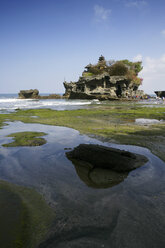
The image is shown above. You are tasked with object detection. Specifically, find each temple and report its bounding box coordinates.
[64,56,144,100]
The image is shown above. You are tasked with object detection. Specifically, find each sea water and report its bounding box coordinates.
[1,93,165,113]
[0,93,99,112]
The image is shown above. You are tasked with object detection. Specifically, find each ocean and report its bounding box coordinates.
[0,93,99,112]
[1,93,164,113]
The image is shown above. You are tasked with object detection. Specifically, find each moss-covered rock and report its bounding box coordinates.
[3,131,47,147]
[0,103,165,161]
[0,181,54,248]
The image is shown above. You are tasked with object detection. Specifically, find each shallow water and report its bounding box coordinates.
[0,122,165,248]
[138,98,165,107]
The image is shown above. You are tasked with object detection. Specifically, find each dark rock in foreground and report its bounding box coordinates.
[67,144,148,173]
[66,144,148,188]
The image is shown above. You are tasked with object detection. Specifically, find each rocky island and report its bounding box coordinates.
[64,55,144,100]
[18,89,62,99]
[18,56,145,101]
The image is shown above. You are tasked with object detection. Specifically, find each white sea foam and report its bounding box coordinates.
[0,97,97,112]
[135,118,164,124]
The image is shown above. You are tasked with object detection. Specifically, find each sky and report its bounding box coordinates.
[0,0,165,94]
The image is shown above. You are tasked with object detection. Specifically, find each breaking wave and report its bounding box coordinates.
[0,96,98,112]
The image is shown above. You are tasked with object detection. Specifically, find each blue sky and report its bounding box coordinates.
[0,0,165,94]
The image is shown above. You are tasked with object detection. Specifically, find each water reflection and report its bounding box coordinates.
[0,122,165,248]
[69,158,128,188]
[66,143,148,189]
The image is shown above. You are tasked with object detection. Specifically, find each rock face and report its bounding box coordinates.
[39,94,62,99]
[18,89,39,99]
[155,91,165,98]
[64,74,144,100]
[63,56,144,100]
[66,144,148,188]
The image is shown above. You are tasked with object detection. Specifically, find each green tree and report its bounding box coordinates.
[108,62,128,76]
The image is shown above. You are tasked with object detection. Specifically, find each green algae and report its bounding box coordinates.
[0,102,165,160]
[0,180,55,248]
[3,131,47,147]
[0,102,165,247]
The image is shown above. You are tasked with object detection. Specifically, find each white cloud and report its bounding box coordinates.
[125,0,147,8]
[94,5,111,22]
[133,54,143,61]
[139,54,165,93]
[161,30,165,36]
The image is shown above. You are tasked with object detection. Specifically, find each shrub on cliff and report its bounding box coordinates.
[126,70,142,85]
[87,64,106,75]
[89,66,103,75]
[120,60,143,75]
[82,56,143,82]
[108,62,128,76]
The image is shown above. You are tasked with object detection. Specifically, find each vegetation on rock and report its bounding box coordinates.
[120,59,143,74]
[83,55,143,85]
[108,61,128,76]
[0,103,165,161]
[0,180,54,248]
[3,131,47,147]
